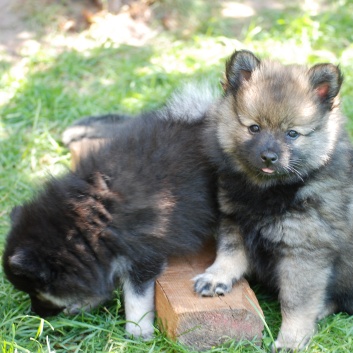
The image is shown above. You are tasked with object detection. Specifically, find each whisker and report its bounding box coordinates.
[285,163,304,182]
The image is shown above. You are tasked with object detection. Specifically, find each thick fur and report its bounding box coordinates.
[3,87,218,339]
[61,82,217,146]
[194,50,353,351]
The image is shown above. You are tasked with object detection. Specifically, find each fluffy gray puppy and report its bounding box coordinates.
[194,50,353,351]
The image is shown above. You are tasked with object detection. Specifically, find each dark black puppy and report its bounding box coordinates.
[3,86,218,339]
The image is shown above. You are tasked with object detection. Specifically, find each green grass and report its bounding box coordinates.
[1,0,353,352]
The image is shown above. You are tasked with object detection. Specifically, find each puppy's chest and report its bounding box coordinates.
[219,176,309,244]
[220,174,303,213]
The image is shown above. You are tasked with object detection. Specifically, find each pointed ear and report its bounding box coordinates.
[224,50,260,91]
[7,249,51,284]
[308,63,343,108]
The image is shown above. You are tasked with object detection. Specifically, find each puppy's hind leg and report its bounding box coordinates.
[62,114,131,146]
[194,218,249,296]
[123,278,155,340]
[274,255,333,352]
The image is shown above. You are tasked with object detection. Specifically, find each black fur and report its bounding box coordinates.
[3,109,218,337]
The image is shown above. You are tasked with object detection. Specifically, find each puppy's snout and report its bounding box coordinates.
[261,151,278,165]
[30,295,64,317]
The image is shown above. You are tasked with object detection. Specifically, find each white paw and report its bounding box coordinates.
[272,340,294,352]
[193,272,234,296]
[123,279,155,341]
[125,321,154,341]
[273,329,311,352]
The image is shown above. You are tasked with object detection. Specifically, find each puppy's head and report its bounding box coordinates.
[215,50,343,187]
[3,173,116,317]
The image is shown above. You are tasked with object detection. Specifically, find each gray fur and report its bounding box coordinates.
[159,81,219,122]
[194,50,352,351]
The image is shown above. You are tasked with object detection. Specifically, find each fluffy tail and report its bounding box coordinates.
[160,81,219,123]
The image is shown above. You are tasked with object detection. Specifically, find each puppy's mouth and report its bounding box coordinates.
[259,166,288,178]
[261,167,276,174]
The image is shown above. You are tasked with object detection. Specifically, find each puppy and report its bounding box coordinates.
[3,86,218,340]
[194,50,353,351]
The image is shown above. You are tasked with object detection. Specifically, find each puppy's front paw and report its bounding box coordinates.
[125,322,154,341]
[193,272,233,297]
[193,249,247,297]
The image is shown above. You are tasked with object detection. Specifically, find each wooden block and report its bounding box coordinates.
[155,240,264,351]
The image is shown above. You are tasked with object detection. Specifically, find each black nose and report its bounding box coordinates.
[261,151,278,165]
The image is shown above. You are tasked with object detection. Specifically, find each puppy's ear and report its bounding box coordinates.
[7,249,51,284]
[224,50,260,91]
[89,172,117,200]
[93,172,110,192]
[308,63,343,108]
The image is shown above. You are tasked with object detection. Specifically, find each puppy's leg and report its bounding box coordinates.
[123,278,155,340]
[194,217,249,296]
[274,254,332,351]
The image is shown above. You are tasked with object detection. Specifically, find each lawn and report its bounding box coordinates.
[1,0,353,352]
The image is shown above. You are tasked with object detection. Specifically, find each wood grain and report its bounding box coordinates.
[155,240,264,350]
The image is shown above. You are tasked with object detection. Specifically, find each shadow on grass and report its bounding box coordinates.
[0,42,225,234]
[153,0,353,57]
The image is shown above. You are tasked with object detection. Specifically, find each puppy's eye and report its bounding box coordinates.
[249,125,260,134]
[286,130,300,139]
